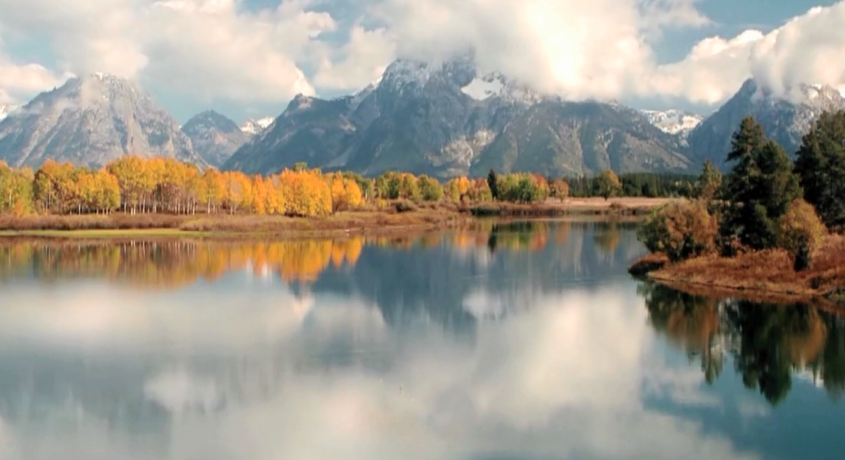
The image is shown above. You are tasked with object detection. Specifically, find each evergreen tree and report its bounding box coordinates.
[795,110,845,228]
[722,117,802,250]
[487,169,499,200]
[696,160,722,201]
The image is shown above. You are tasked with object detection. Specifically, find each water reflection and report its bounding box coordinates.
[0,221,843,459]
[643,282,845,404]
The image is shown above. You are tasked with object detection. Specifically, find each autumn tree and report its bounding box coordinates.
[329,173,364,212]
[0,162,34,216]
[638,201,719,262]
[200,168,225,214]
[595,170,622,200]
[418,175,444,202]
[777,199,826,271]
[550,179,569,200]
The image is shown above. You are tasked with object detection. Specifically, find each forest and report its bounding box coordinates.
[0,155,696,219]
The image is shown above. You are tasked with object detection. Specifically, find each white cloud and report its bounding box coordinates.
[651,1,845,105]
[143,0,329,101]
[748,3,845,99]
[314,25,395,91]
[373,0,662,101]
[652,30,764,105]
[3,0,845,111]
[0,0,333,104]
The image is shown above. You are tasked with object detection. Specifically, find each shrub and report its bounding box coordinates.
[777,199,827,271]
[637,200,718,262]
[394,200,417,213]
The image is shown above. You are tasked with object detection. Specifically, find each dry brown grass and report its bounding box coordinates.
[629,253,670,278]
[648,234,845,302]
[0,209,469,239]
[0,214,189,231]
[471,197,673,217]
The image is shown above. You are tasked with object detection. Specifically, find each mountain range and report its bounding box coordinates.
[224,59,691,178]
[1,59,843,176]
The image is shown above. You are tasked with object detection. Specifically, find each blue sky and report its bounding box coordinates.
[0,0,842,123]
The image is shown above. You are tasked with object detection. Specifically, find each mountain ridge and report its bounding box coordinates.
[181,110,250,167]
[224,58,691,178]
[0,73,203,169]
[687,79,845,167]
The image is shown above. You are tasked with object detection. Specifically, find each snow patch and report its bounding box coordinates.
[461,75,505,101]
[641,109,704,135]
[241,116,275,135]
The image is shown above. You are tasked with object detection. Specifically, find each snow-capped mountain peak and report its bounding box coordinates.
[240,117,274,135]
[641,109,704,136]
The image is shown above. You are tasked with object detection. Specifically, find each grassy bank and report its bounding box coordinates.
[0,197,669,239]
[0,207,468,240]
[635,234,845,306]
[470,197,673,217]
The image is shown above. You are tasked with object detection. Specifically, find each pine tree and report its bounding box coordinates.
[721,117,802,250]
[795,110,845,228]
[487,169,499,200]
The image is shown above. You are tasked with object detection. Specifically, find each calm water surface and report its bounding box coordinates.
[0,220,843,460]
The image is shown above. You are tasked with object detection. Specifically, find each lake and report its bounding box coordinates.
[0,220,843,460]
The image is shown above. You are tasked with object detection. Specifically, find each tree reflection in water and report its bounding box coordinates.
[642,282,845,405]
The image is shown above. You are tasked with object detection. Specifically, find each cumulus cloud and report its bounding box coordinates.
[0,0,333,104]
[144,0,329,101]
[313,25,395,91]
[373,0,660,101]
[747,3,845,99]
[652,30,764,104]
[368,0,845,106]
[4,0,845,110]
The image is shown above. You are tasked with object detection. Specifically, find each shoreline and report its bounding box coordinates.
[0,198,671,240]
[630,234,845,308]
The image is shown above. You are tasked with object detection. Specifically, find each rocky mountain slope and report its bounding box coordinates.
[225,58,690,178]
[687,79,845,168]
[182,110,250,167]
[0,74,202,169]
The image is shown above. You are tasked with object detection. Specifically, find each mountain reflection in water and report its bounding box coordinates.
[0,220,842,460]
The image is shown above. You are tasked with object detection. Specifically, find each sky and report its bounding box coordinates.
[0,0,842,123]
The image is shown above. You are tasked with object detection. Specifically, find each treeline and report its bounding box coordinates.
[640,111,845,271]
[0,155,696,218]
[0,158,581,217]
[566,172,696,198]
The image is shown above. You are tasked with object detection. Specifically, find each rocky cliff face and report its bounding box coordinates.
[0,73,202,168]
[225,58,691,178]
[687,79,845,168]
[182,110,250,167]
